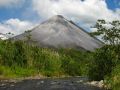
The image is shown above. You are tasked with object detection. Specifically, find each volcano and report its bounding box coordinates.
[12,15,103,51]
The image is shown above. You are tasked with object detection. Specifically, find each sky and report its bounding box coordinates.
[0,0,120,35]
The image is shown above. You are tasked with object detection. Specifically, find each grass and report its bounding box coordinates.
[0,40,91,78]
[0,65,37,78]
[105,64,120,90]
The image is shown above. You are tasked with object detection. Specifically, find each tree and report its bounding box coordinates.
[90,20,120,45]
[6,32,14,38]
[88,20,120,81]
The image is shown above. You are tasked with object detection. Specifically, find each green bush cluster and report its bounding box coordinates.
[0,40,91,78]
[88,45,120,90]
[105,64,120,90]
[89,19,120,89]
[89,45,116,80]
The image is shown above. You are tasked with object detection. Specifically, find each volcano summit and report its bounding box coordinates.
[12,15,103,51]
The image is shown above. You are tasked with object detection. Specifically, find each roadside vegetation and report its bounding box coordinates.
[0,40,92,78]
[0,20,119,90]
[89,20,120,90]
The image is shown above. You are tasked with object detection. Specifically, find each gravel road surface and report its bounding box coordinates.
[0,77,104,90]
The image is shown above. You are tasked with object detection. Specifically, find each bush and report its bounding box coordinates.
[61,55,81,76]
[11,66,36,77]
[34,48,62,76]
[60,49,91,76]
[0,41,28,67]
[105,64,120,90]
[88,45,118,81]
[0,40,91,78]
[0,65,15,78]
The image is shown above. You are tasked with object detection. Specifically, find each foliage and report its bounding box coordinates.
[59,49,92,76]
[89,19,120,90]
[105,64,120,90]
[88,45,119,81]
[90,20,120,45]
[0,40,91,78]
[88,45,120,90]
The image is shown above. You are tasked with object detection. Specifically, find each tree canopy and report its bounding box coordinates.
[90,20,120,45]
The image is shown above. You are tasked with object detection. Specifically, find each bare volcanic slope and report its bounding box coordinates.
[12,15,103,51]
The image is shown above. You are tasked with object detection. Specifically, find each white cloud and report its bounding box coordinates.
[0,0,120,35]
[32,0,120,30]
[0,18,35,36]
[0,0,25,7]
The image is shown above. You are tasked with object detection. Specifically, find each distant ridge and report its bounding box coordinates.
[69,20,104,45]
[12,15,103,51]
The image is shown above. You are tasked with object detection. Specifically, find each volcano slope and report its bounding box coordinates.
[12,15,103,51]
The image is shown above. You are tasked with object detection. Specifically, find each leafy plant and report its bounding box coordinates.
[90,20,120,45]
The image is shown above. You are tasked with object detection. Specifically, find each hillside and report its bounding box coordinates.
[12,15,103,51]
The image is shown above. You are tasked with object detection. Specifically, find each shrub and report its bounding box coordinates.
[105,64,120,90]
[88,45,117,81]
[13,41,27,67]
[60,49,91,76]
[0,65,15,78]
[34,48,62,76]
[61,55,81,76]
[0,40,91,78]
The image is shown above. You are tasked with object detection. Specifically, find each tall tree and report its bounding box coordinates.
[90,20,120,45]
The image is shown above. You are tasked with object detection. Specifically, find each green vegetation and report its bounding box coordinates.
[0,40,91,78]
[90,20,120,45]
[88,45,118,81]
[88,45,120,90]
[105,64,120,90]
[0,20,119,90]
[89,20,120,90]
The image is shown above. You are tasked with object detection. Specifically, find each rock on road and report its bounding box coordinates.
[0,77,104,90]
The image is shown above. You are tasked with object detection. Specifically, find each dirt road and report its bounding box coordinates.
[0,77,104,90]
